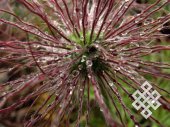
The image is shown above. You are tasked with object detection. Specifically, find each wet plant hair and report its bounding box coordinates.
[0,0,170,127]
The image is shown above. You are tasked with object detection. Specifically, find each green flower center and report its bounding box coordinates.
[69,31,103,47]
[68,31,106,76]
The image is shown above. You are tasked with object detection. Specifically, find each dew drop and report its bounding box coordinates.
[100,108,103,112]
[59,73,64,78]
[88,74,91,79]
[86,60,93,67]
[81,55,87,62]
[72,70,79,77]
[69,91,73,95]
[78,65,83,70]
[114,66,120,71]
[121,32,127,36]
[124,5,128,9]
[109,82,114,87]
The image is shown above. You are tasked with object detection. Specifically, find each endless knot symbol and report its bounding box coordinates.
[132,81,161,119]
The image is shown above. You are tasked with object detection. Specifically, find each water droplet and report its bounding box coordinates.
[139,32,145,36]
[121,32,127,36]
[72,70,79,77]
[69,91,73,95]
[100,108,103,112]
[94,44,99,48]
[78,65,83,70]
[45,31,48,34]
[81,55,87,62]
[135,18,141,23]
[109,82,114,87]
[86,60,93,67]
[124,5,128,9]
[114,66,120,71]
[88,74,91,79]
[59,73,64,78]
